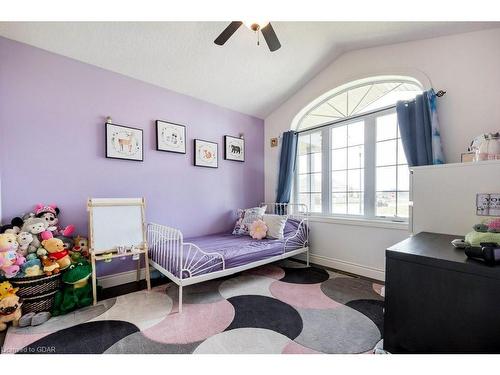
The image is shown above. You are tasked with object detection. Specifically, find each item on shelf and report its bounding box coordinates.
[465,242,500,266]
[0,292,22,331]
[465,218,500,247]
[52,260,93,316]
[0,281,19,300]
[0,232,26,278]
[469,133,500,161]
[41,233,71,270]
[34,204,75,238]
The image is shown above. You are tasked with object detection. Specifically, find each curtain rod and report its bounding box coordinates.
[296,89,446,134]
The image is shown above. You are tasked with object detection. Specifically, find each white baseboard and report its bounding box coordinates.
[98,268,148,289]
[295,253,385,281]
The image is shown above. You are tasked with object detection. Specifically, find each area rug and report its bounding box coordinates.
[2,261,384,354]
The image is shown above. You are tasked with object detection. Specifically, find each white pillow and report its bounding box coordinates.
[263,214,287,239]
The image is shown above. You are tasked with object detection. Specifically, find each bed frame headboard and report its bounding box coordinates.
[260,203,309,218]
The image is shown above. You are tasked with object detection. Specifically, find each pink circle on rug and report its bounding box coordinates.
[270,281,342,309]
[243,264,285,280]
[282,341,322,354]
[142,299,235,344]
[2,332,49,354]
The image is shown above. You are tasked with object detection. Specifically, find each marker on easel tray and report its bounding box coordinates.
[103,253,113,263]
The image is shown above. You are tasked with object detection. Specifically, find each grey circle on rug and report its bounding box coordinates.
[105,332,201,354]
[295,305,381,353]
[320,277,383,304]
[166,280,224,304]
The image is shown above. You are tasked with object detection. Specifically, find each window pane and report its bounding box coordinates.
[348,169,364,192]
[298,135,310,155]
[332,170,347,192]
[376,139,397,166]
[298,174,309,192]
[348,192,364,215]
[311,152,322,173]
[397,165,410,191]
[348,121,364,146]
[331,125,347,149]
[311,173,322,192]
[332,148,347,171]
[397,139,407,164]
[376,191,397,217]
[377,113,398,141]
[397,192,410,218]
[332,193,347,214]
[310,132,322,153]
[298,193,309,210]
[348,145,364,169]
[376,166,397,191]
[298,154,308,174]
[310,193,322,213]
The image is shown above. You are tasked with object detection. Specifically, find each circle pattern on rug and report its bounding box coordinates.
[321,276,384,304]
[194,328,291,354]
[219,275,274,299]
[226,295,303,340]
[280,266,330,284]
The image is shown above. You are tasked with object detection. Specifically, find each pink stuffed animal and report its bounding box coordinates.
[0,233,26,278]
[249,220,268,240]
[34,204,75,239]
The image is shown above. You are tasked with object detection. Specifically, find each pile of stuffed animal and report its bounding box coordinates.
[0,204,93,330]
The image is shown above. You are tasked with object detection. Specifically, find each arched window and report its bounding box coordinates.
[294,76,423,220]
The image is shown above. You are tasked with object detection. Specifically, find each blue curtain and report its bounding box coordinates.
[276,131,298,204]
[396,89,445,167]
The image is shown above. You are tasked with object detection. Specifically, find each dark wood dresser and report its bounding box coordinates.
[384,232,500,353]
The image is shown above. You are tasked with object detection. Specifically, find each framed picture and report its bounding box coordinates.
[194,139,218,168]
[156,120,186,154]
[224,135,245,162]
[105,122,143,161]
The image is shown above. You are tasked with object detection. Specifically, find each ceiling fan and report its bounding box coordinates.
[214,21,281,52]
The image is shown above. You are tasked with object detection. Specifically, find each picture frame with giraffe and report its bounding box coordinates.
[105,122,144,162]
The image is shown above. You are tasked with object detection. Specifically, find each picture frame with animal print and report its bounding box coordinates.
[105,122,144,162]
[224,135,245,162]
[194,139,218,168]
[156,120,186,154]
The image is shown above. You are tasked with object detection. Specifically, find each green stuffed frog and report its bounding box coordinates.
[52,260,93,316]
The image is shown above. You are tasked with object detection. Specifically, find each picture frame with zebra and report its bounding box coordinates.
[224,135,245,162]
[105,122,144,162]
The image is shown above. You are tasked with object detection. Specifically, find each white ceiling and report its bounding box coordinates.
[0,22,497,118]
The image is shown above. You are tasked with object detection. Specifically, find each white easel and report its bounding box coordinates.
[88,197,151,305]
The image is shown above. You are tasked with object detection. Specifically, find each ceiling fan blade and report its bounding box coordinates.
[261,23,281,52]
[214,21,243,45]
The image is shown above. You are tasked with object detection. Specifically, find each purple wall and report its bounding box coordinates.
[0,37,264,276]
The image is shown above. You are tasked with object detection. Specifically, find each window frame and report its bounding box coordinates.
[294,104,409,223]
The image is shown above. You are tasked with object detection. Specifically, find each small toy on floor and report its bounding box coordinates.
[52,260,93,316]
[18,311,51,328]
[0,291,22,331]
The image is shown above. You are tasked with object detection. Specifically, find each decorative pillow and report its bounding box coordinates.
[249,220,268,240]
[263,214,287,240]
[232,206,267,235]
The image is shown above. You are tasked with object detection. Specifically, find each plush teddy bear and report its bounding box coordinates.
[0,233,26,278]
[34,204,75,238]
[41,233,71,270]
[16,231,35,257]
[21,217,48,250]
[0,294,23,331]
[41,256,60,276]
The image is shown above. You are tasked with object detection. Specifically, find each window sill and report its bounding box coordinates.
[306,215,409,230]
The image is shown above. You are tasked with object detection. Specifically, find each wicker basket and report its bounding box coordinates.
[10,273,62,314]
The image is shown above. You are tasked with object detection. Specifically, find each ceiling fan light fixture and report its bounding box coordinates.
[243,21,270,32]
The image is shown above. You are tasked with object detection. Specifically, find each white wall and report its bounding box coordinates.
[265,28,500,280]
